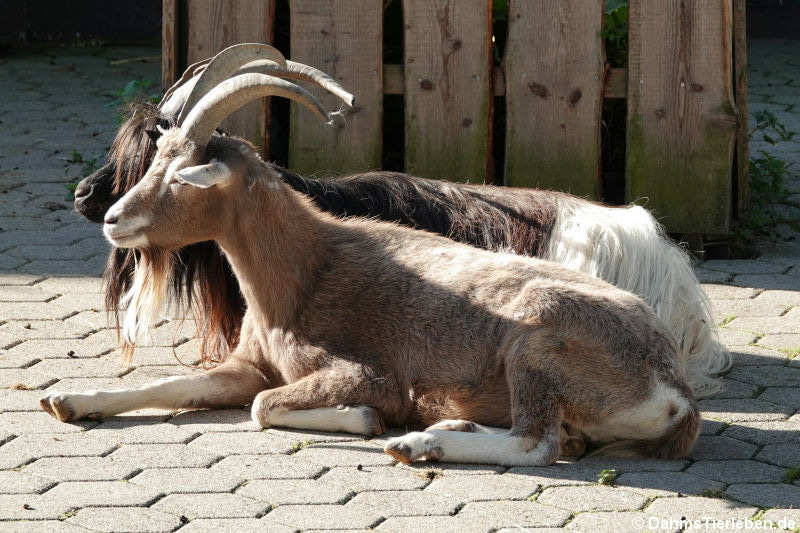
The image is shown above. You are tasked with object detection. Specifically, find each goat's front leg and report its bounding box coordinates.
[251,364,397,436]
[40,358,268,422]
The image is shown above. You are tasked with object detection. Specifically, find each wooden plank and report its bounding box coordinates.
[387,64,626,99]
[161,0,178,91]
[288,0,383,175]
[403,0,493,182]
[626,0,737,234]
[504,0,605,197]
[734,0,749,220]
[185,0,275,152]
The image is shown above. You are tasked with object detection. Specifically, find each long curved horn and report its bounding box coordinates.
[238,60,355,107]
[160,57,211,109]
[177,43,287,125]
[182,73,335,150]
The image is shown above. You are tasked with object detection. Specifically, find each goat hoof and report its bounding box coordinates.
[39,394,75,422]
[384,431,441,464]
[357,406,384,436]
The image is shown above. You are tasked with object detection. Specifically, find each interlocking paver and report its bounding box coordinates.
[423,473,539,501]
[567,512,666,533]
[67,506,183,533]
[91,419,198,444]
[210,454,326,480]
[0,470,56,494]
[728,344,790,366]
[186,430,295,455]
[129,467,244,494]
[346,490,460,516]
[614,471,723,497]
[293,441,397,467]
[457,500,571,528]
[237,478,352,505]
[722,419,800,445]
[23,456,140,482]
[643,496,758,522]
[756,441,800,468]
[698,398,794,422]
[177,518,295,533]
[152,492,269,519]
[377,515,498,533]
[537,485,647,512]
[758,386,800,410]
[727,365,800,387]
[726,483,800,508]
[266,503,383,529]
[690,435,757,460]
[107,443,221,469]
[40,480,161,507]
[318,466,429,492]
[0,411,96,434]
[0,520,87,533]
[687,459,789,483]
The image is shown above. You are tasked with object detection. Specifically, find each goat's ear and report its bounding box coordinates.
[145,129,160,142]
[175,160,232,188]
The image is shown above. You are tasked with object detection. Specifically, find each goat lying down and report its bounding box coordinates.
[42,73,700,465]
[73,44,728,399]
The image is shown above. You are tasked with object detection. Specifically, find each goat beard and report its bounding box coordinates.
[115,248,173,366]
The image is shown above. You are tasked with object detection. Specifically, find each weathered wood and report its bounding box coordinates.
[161,0,178,91]
[386,64,626,99]
[504,0,605,198]
[403,0,493,182]
[734,0,749,220]
[288,0,383,175]
[626,0,737,233]
[185,0,275,153]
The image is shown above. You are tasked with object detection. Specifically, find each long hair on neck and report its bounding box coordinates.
[104,104,245,366]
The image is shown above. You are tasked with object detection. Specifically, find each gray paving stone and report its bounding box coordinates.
[23,455,140,482]
[0,520,87,533]
[726,483,800,508]
[377,515,497,533]
[704,259,787,274]
[701,284,758,299]
[733,274,800,290]
[686,460,789,483]
[759,386,800,410]
[713,298,790,319]
[728,344,791,366]
[694,268,731,283]
[614,471,723,497]
[210,454,326,480]
[186,431,295,455]
[237,479,352,505]
[537,485,648,512]
[0,494,71,520]
[34,276,104,294]
[91,419,198,444]
[0,411,96,434]
[153,492,269,519]
[177,518,294,533]
[752,289,800,307]
[0,388,48,411]
[168,408,259,433]
[0,470,55,494]
[759,333,800,350]
[700,418,727,435]
[423,473,539,502]
[717,328,758,345]
[727,314,800,334]
[318,466,429,492]
[698,398,794,422]
[756,441,800,467]
[0,286,58,302]
[67,506,184,533]
[727,365,800,387]
[267,503,383,529]
[0,320,92,342]
[709,378,760,399]
[346,490,460,516]
[40,480,161,507]
[643,496,758,522]
[690,436,757,460]
[0,432,117,469]
[129,467,244,494]
[763,509,800,531]
[107,443,221,469]
[397,462,506,476]
[567,512,671,533]
[293,442,397,467]
[28,358,129,378]
[722,419,800,445]
[458,500,571,528]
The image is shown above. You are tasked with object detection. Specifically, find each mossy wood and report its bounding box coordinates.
[504,0,604,198]
[402,0,493,182]
[185,0,275,154]
[734,0,749,220]
[288,0,383,175]
[626,0,737,234]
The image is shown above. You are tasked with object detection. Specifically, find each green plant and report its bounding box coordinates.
[751,109,798,145]
[597,468,617,485]
[289,440,313,453]
[601,1,628,68]
[785,466,800,483]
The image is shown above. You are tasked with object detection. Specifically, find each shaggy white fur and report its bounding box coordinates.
[545,197,730,397]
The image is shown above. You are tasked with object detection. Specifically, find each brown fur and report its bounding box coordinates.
[94,132,699,461]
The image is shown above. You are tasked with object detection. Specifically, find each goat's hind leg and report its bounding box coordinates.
[40,359,268,422]
[250,364,397,436]
[385,352,561,466]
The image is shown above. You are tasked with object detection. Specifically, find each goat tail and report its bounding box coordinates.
[589,403,700,460]
[545,197,731,399]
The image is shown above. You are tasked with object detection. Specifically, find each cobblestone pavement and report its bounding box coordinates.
[0,41,799,532]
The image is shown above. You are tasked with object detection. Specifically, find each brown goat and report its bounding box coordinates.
[40,74,699,465]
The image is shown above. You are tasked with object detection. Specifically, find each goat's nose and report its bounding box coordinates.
[73,180,91,199]
[104,212,119,225]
